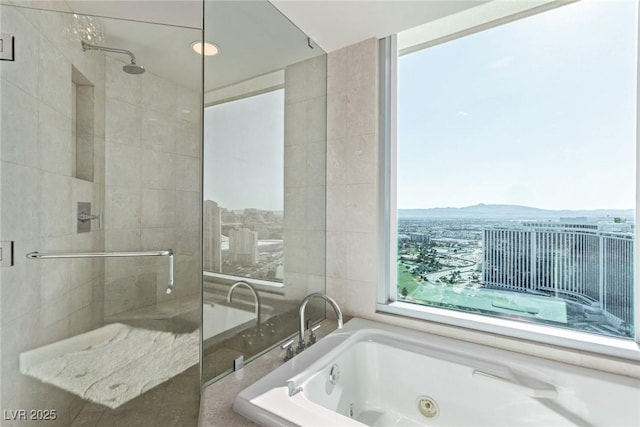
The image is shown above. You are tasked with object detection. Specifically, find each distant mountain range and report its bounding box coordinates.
[398,204,634,220]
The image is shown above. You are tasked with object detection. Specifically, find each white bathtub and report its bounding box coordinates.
[203,303,256,341]
[234,318,640,426]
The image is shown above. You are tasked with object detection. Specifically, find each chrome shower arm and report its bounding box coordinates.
[81,41,138,64]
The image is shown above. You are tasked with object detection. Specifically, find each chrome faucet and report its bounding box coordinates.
[297,293,343,353]
[227,281,261,327]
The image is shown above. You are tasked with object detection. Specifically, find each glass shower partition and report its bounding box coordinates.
[201,0,327,385]
[0,4,203,425]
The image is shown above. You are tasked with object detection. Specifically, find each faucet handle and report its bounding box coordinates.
[282,339,295,362]
[308,324,321,346]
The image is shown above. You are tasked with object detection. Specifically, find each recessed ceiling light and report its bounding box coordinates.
[191,41,219,56]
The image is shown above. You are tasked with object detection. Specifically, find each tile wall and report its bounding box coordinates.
[325,37,639,379]
[103,57,201,317]
[283,54,327,301]
[0,4,106,425]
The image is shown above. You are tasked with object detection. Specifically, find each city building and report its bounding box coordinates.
[203,200,222,272]
[229,227,259,266]
[483,220,634,326]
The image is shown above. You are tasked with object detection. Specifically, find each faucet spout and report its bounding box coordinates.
[227,281,261,326]
[298,293,343,350]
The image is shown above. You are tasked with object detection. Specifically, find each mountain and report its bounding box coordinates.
[398,204,634,220]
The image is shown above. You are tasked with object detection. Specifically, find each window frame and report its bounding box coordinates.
[376,2,640,360]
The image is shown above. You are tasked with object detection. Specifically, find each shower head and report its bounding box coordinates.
[81,41,145,75]
[123,63,145,75]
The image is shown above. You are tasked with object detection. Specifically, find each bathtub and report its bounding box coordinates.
[234,318,640,426]
[109,302,257,341]
[203,303,256,342]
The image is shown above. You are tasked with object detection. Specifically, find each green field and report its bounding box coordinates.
[397,263,420,297]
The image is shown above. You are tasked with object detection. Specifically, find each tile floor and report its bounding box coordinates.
[69,364,200,427]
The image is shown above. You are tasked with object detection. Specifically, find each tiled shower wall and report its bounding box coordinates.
[0,5,106,425]
[325,37,639,379]
[283,54,327,302]
[104,57,201,317]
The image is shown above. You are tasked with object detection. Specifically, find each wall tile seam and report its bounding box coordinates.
[1,75,39,105]
[35,26,97,74]
[0,155,41,171]
[284,183,321,190]
[283,141,311,150]
[141,105,179,119]
[104,138,143,150]
[139,144,179,156]
[37,87,74,122]
[285,97,310,107]
[105,94,141,109]
[3,3,41,31]
[307,136,328,145]
[305,94,328,103]
[2,300,43,326]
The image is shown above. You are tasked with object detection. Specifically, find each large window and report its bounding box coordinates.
[385,0,638,347]
[203,89,285,284]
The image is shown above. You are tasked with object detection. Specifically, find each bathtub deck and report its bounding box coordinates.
[198,318,341,427]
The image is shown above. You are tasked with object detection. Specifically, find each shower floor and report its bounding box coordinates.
[69,364,200,427]
[20,323,198,409]
[28,298,202,426]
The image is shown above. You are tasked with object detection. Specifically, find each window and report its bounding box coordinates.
[380,0,638,354]
[203,89,285,285]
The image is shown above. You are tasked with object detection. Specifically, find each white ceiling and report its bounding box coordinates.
[65,1,490,53]
[66,0,204,29]
[27,1,490,90]
[270,0,487,52]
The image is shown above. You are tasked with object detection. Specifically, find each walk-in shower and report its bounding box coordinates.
[81,40,145,74]
[1,4,202,425]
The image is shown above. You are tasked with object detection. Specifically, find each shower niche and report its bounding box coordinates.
[72,66,95,182]
[201,0,328,385]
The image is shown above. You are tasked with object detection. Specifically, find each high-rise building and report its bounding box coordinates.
[204,200,222,272]
[229,227,259,266]
[483,220,633,325]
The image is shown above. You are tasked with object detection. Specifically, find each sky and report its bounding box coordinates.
[203,89,284,211]
[397,0,638,211]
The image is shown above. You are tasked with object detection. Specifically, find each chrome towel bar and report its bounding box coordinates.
[26,249,174,294]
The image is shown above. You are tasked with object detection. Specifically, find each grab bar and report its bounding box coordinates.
[26,249,174,294]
